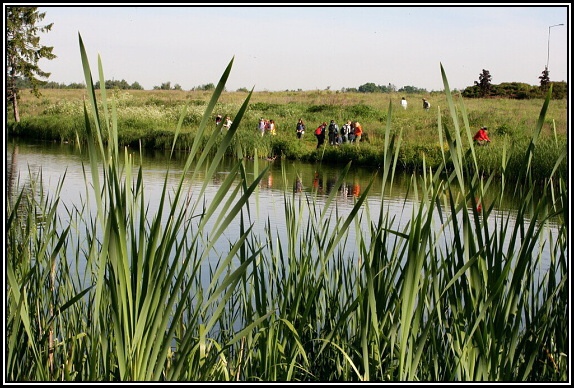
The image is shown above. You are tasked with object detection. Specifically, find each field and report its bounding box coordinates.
[7,86,568,183]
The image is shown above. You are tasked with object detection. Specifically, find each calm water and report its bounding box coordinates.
[5,139,559,277]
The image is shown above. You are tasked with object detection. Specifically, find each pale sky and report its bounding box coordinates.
[23,5,571,92]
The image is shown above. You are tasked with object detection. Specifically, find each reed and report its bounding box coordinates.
[6,35,567,382]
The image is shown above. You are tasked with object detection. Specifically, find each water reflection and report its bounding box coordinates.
[5,138,562,279]
[5,138,558,221]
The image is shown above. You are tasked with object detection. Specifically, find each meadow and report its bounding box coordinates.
[7,79,568,184]
[6,40,568,382]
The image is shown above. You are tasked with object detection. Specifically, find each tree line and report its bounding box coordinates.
[13,74,566,100]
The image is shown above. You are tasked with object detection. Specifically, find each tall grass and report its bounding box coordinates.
[6,35,567,382]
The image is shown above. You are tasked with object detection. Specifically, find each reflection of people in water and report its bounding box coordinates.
[326,176,336,194]
[267,173,273,188]
[312,172,323,193]
[352,182,361,197]
[294,177,303,193]
[341,182,349,198]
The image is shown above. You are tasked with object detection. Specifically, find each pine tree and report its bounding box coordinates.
[474,69,492,98]
[539,67,550,91]
[7,7,56,122]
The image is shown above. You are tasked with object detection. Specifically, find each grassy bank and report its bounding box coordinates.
[7,84,568,184]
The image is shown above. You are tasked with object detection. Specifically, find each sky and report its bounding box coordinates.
[11,4,572,92]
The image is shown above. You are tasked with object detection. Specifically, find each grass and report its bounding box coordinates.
[7,75,567,184]
[5,33,568,382]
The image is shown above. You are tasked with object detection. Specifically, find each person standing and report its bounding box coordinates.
[268,119,276,135]
[315,122,327,149]
[328,120,339,145]
[223,116,233,130]
[348,121,356,143]
[340,120,351,143]
[354,121,363,143]
[401,97,408,110]
[258,118,266,136]
[296,118,305,139]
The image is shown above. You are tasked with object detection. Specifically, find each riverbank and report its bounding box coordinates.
[7,88,568,183]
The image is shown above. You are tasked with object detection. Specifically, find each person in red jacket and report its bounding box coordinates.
[473,126,491,146]
[315,122,327,148]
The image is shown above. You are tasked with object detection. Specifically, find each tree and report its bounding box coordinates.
[474,69,492,97]
[7,7,56,122]
[358,83,378,93]
[539,67,550,91]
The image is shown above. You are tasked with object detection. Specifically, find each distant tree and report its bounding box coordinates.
[156,82,171,90]
[67,82,86,89]
[130,81,143,90]
[474,69,492,97]
[358,83,378,93]
[398,85,428,94]
[14,76,33,89]
[7,7,56,122]
[103,79,130,90]
[193,83,215,91]
[539,67,550,91]
[377,84,390,93]
[548,81,567,99]
[236,87,249,93]
[492,82,534,99]
[44,81,62,88]
[173,83,182,91]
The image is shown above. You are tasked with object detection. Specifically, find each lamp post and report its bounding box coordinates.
[546,23,564,70]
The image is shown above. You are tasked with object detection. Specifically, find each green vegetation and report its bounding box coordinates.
[7,84,567,185]
[6,34,567,382]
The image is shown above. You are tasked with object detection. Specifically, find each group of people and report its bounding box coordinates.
[310,119,363,148]
[219,113,490,148]
[398,97,430,111]
[215,114,233,130]
[258,118,277,136]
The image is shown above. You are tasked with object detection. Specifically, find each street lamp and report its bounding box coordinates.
[546,23,564,70]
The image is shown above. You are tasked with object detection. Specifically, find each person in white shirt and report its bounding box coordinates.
[401,97,408,110]
[223,116,233,130]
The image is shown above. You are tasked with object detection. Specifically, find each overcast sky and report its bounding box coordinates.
[26,4,571,92]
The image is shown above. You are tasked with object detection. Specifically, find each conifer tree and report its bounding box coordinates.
[474,69,492,97]
[7,7,56,122]
[539,67,550,91]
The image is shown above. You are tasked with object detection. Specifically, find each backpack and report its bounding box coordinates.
[315,126,323,135]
